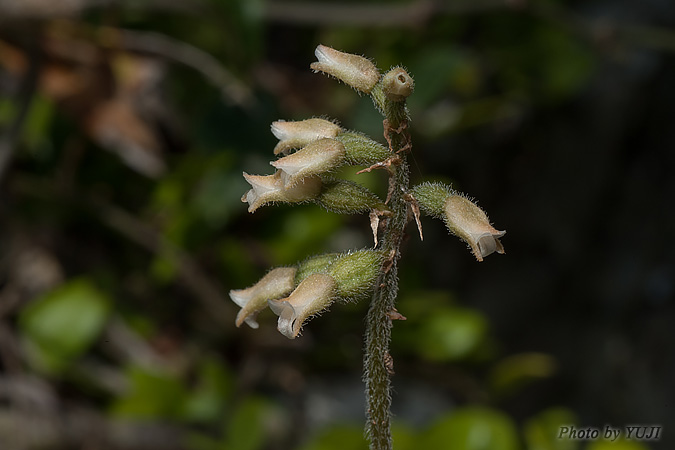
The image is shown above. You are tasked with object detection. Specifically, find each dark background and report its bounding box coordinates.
[0,0,673,449]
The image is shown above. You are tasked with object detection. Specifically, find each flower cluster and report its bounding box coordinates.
[233,45,505,339]
[230,250,383,338]
[241,117,390,215]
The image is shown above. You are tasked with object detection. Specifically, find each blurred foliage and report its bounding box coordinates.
[0,0,672,449]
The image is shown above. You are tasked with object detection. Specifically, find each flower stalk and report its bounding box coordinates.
[232,45,505,450]
[364,72,412,450]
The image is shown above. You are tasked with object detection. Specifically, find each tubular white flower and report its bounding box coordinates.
[271,138,346,187]
[241,171,322,212]
[271,118,341,155]
[268,273,337,339]
[310,45,380,94]
[443,195,505,262]
[230,267,297,328]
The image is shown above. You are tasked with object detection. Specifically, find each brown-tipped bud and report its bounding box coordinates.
[443,195,505,262]
[310,45,380,94]
[382,67,414,102]
[271,118,342,155]
[268,273,337,339]
[270,138,346,187]
[241,171,322,212]
[230,267,297,329]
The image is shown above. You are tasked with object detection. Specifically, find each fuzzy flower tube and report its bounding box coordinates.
[230,45,506,450]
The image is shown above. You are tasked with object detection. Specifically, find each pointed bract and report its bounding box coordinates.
[310,45,380,94]
[268,273,337,339]
[271,118,342,155]
[230,267,297,328]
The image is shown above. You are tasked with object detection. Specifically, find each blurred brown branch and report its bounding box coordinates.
[0,0,202,20]
[0,407,185,450]
[262,0,506,27]
[263,0,675,55]
[98,26,255,109]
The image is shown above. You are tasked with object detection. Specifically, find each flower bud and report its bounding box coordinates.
[413,182,505,261]
[271,118,342,155]
[334,132,391,165]
[443,195,505,262]
[268,273,337,339]
[230,267,297,328]
[310,45,380,94]
[317,180,387,214]
[242,171,322,212]
[382,67,414,102]
[271,138,346,187]
[326,249,383,299]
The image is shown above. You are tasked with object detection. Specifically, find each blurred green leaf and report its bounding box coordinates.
[391,423,417,450]
[224,397,273,450]
[524,408,579,450]
[268,207,344,265]
[586,440,651,450]
[420,407,520,450]
[111,366,188,419]
[192,167,244,228]
[490,353,557,397]
[183,358,234,423]
[20,279,110,373]
[299,424,368,450]
[417,307,488,361]
[150,252,179,284]
[24,94,55,157]
[408,46,480,110]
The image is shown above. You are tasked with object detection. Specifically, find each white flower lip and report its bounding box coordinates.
[314,45,335,66]
[268,273,336,339]
[271,121,291,141]
[229,267,297,329]
[443,195,505,262]
[241,171,322,212]
[476,231,506,259]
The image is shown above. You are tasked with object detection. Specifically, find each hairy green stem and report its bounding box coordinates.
[364,87,410,450]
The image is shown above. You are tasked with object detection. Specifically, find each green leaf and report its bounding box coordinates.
[417,307,488,361]
[299,424,368,450]
[111,366,188,420]
[391,423,417,450]
[524,408,579,450]
[183,359,234,423]
[192,167,243,228]
[224,397,273,450]
[20,279,110,373]
[421,407,520,450]
[490,353,557,397]
[585,440,652,450]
